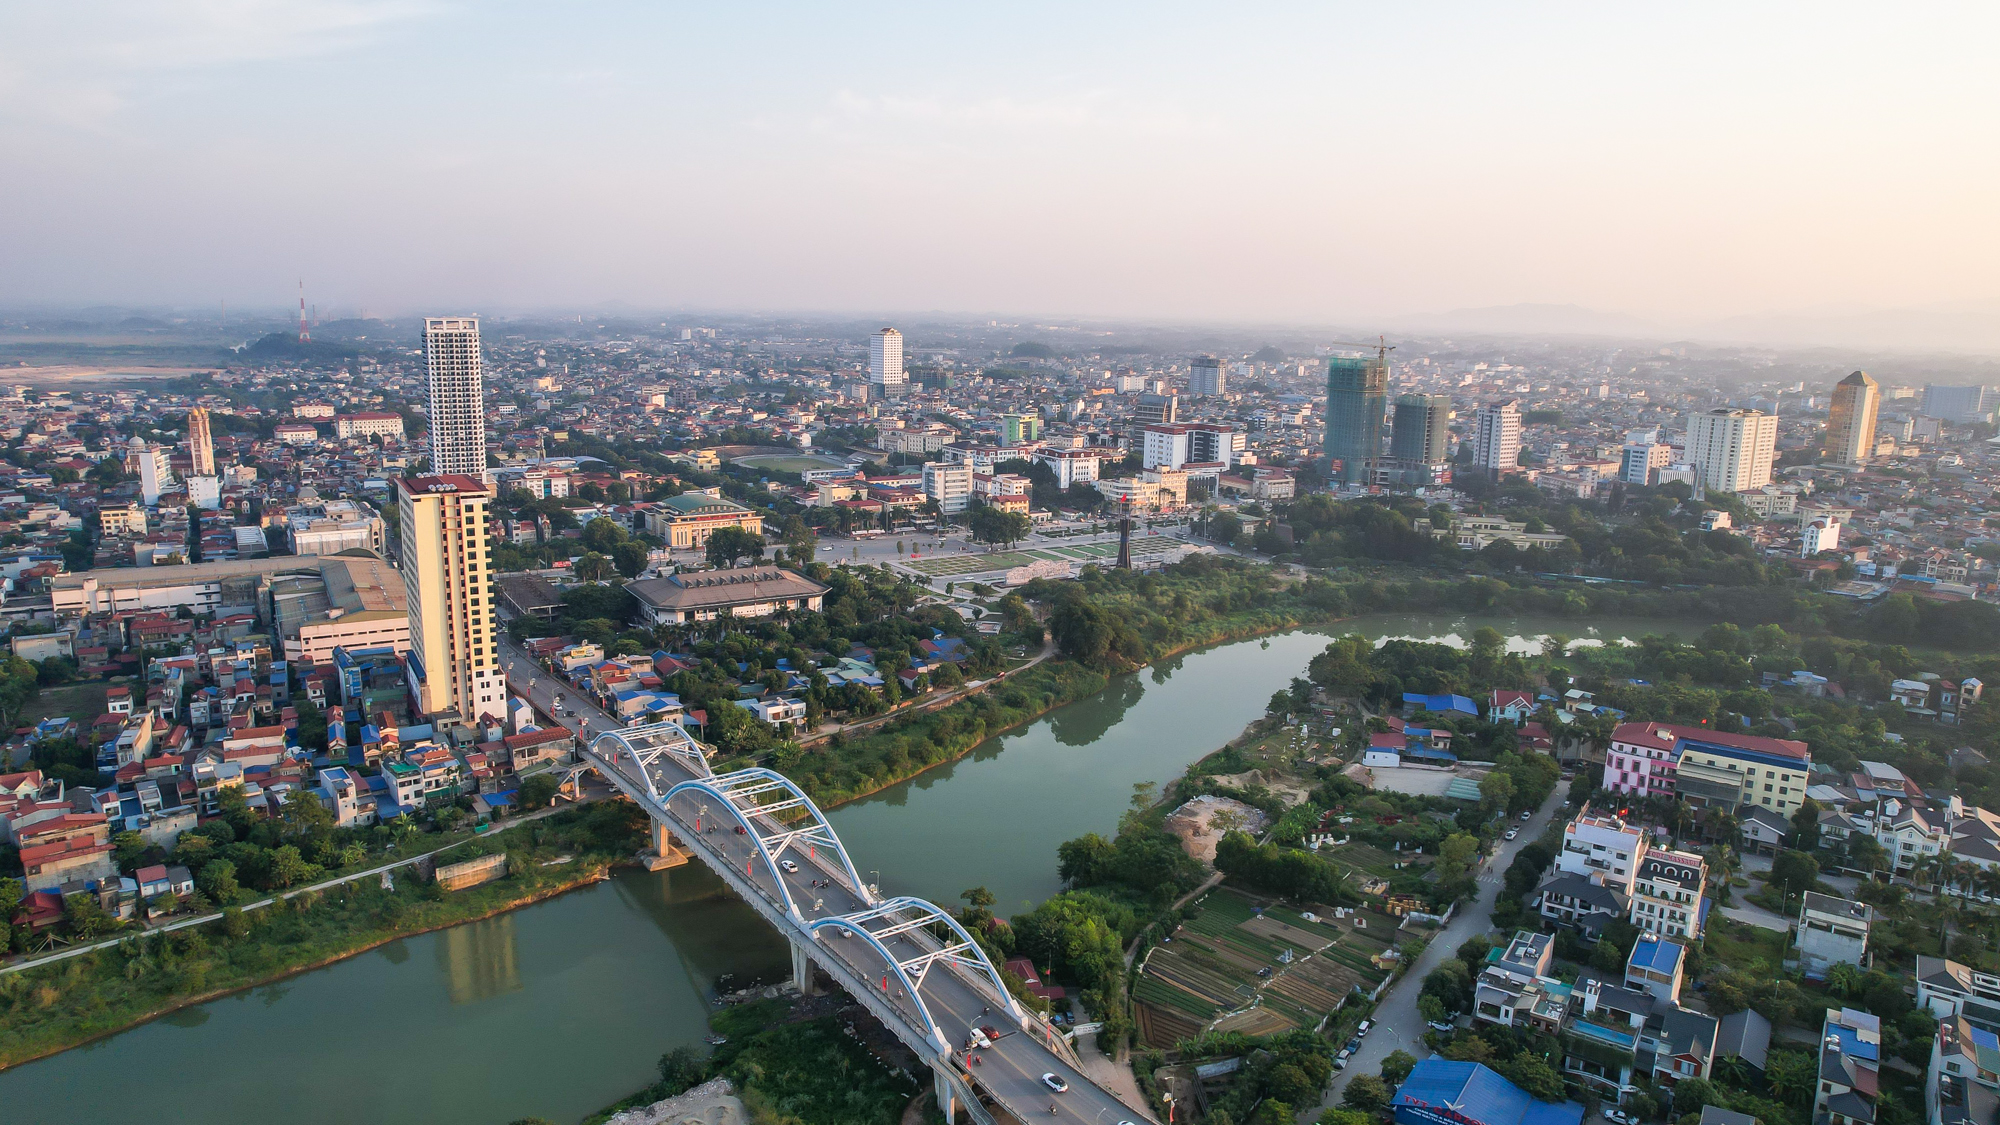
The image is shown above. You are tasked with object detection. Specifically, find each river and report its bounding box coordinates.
[0,613,1695,1125]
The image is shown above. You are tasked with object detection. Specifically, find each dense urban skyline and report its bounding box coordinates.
[3,4,1998,348]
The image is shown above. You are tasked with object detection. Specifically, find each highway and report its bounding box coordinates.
[501,635,1151,1125]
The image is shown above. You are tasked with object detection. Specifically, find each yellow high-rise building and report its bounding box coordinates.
[1824,370,1879,465]
[398,475,505,724]
[187,407,215,477]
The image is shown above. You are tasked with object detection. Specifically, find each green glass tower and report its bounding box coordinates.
[1324,355,1388,482]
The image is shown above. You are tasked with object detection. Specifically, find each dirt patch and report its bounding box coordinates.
[603,1078,747,1125]
[1207,768,1314,807]
[1163,795,1271,865]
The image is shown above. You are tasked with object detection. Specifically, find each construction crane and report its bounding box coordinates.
[1326,336,1395,361]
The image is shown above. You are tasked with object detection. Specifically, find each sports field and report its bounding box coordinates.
[902,536,1185,577]
[731,453,851,473]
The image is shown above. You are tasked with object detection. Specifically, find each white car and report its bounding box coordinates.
[779,859,799,874]
[1602,1111,1635,1125]
[1042,1073,1069,1093]
[1505,828,1519,841]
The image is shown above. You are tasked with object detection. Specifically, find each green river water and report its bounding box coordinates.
[0,614,1696,1125]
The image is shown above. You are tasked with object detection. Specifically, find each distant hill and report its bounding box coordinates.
[241,332,360,362]
[1386,303,1663,339]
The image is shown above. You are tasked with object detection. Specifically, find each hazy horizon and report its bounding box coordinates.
[5,3,1997,348]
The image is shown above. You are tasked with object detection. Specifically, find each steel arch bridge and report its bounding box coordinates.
[662,768,871,922]
[575,725,1139,1125]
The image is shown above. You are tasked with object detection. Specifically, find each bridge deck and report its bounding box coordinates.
[579,728,1149,1125]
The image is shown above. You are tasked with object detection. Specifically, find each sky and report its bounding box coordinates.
[3,2,1997,330]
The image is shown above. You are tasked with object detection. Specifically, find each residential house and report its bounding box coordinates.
[1795,891,1872,979]
[1917,956,2000,1022]
[1740,806,1792,855]
[1624,935,1686,1005]
[1812,1008,1880,1125]
[1872,799,1947,875]
[1563,977,1651,1099]
[1473,931,1569,1034]
[1647,1007,1719,1089]
[1928,1015,2000,1125]
[1716,1009,1773,1078]
[1491,690,1538,724]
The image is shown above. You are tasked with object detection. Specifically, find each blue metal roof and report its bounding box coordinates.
[1394,1059,1585,1125]
[1404,692,1479,716]
[1627,935,1683,976]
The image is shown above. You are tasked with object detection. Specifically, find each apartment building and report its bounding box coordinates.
[1671,731,1812,815]
[1605,722,1682,801]
[1685,407,1778,493]
[921,461,973,515]
[397,475,504,724]
[1631,848,1707,939]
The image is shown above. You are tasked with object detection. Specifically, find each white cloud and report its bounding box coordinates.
[0,0,435,128]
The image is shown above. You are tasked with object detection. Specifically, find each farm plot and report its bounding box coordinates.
[1135,888,1397,1046]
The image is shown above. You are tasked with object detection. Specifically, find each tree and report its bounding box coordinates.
[518,774,560,810]
[198,859,240,902]
[294,694,329,753]
[1478,770,1515,814]
[656,1045,708,1095]
[113,829,150,872]
[265,844,321,889]
[1768,849,1820,906]
[186,502,203,562]
[581,516,628,554]
[574,552,614,581]
[613,541,650,579]
[1343,1074,1390,1111]
[1380,1049,1418,1086]
[706,526,765,568]
[1671,1078,1718,1118]
[1419,993,1448,1025]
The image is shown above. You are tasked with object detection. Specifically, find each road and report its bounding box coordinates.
[1306,785,1567,1119]
[0,801,577,977]
[499,633,622,743]
[591,733,1153,1125]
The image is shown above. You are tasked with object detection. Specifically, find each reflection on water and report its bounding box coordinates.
[1047,676,1145,747]
[439,915,523,1005]
[0,615,1705,1125]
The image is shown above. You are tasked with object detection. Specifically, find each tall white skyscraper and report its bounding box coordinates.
[868,328,905,391]
[399,474,505,723]
[424,317,487,479]
[1472,400,1522,477]
[1685,407,1779,493]
[138,445,174,506]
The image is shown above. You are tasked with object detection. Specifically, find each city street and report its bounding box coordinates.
[1304,785,1567,1120]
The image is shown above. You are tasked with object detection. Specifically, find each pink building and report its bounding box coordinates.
[1605,722,1681,800]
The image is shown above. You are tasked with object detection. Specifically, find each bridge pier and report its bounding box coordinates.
[933,1062,959,1125]
[789,937,819,996]
[641,820,689,872]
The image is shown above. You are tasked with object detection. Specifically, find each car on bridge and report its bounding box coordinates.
[779,859,800,873]
[1042,1073,1069,1094]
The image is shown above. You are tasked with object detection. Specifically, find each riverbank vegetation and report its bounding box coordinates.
[0,802,648,1071]
[582,998,916,1125]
